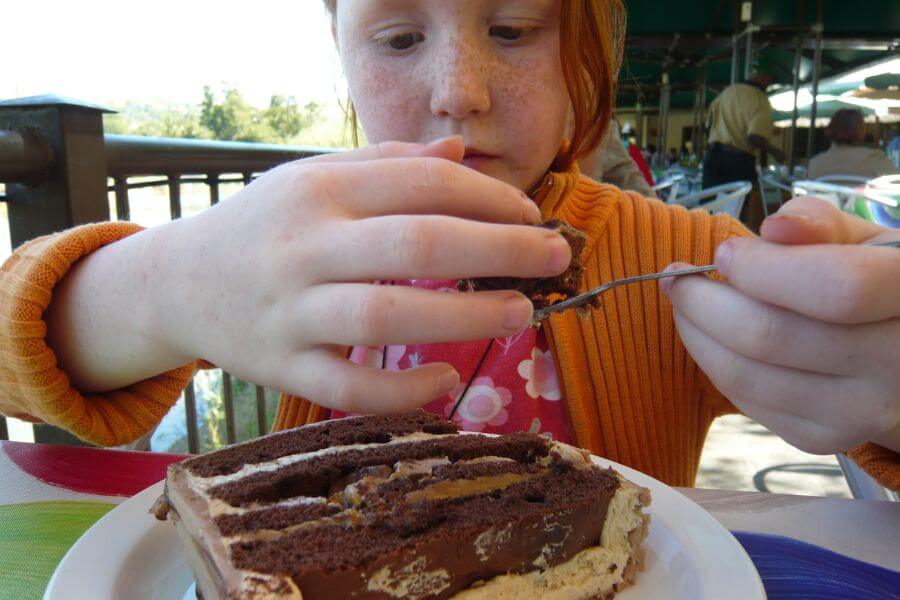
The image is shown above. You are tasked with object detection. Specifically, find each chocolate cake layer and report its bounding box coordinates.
[458,220,588,309]
[163,410,651,600]
[187,411,458,477]
[207,432,549,506]
[214,501,339,537]
[229,465,618,598]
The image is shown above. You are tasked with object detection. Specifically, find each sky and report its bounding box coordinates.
[2,0,345,108]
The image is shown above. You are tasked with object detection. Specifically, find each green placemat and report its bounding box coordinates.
[0,501,115,600]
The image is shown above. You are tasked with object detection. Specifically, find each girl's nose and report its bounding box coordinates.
[429,40,491,121]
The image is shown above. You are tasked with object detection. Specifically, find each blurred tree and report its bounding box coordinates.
[105,86,322,144]
[200,86,321,143]
[265,95,322,140]
[104,101,208,139]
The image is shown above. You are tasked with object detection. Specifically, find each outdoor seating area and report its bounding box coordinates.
[1,0,899,598]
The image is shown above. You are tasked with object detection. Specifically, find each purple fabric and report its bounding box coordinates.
[733,531,900,599]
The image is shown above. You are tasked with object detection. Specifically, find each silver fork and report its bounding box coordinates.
[531,239,900,322]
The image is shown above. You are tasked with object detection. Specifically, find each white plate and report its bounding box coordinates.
[45,456,765,599]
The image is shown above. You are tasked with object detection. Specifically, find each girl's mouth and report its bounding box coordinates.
[463,148,499,169]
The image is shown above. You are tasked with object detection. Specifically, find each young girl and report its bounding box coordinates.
[1,0,898,490]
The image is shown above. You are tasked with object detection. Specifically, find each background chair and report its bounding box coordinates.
[758,171,794,218]
[652,173,686,202]
[670,180,754,219]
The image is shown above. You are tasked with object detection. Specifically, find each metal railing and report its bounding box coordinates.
[0,95,338,451]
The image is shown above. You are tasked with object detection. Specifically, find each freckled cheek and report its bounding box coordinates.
[345,58,429,143]
[522,58,570,139]
[497,77,568,165]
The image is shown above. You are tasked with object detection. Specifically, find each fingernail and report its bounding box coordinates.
[715,240,733,273]
[522,196,541,224]
[504,295,533,330]
[546,232,572,272]
[766,212,815,223]
[436,369,460,396]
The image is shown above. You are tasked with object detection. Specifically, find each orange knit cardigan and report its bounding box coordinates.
[271,163,900,489]
[0,163,897,490]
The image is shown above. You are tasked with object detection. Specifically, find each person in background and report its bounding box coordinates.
[621,124,655,189]
[703,57,784,230]
[579,120,654,196]
[807,109,897,180]
[885,132,900,169]
[643,143,657,167]
[666,148,679,167]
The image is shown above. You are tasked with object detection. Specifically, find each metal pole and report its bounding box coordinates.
[806,23,824,160]
[699,71,709,157]
[184,384,200,454]
[113,176,130,221]
[635,103,644,148]
[744,27,755,80]
[0,129,54,182]
[223,372,236,445]
[657,71,671,168]
[787,33,805,174]
[731,34,740,84]
[691,68,700,155]
[256,386,268,436]
[692,64,709,158]
[642,113,649,149]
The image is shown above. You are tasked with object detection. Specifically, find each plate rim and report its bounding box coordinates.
[45,453,765,599]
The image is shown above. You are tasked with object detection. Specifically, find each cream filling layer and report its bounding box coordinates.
[452,483,645,600]
[191,432,459,491]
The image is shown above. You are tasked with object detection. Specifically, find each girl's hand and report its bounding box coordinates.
[663,197,900,454]
[144,136,569,413]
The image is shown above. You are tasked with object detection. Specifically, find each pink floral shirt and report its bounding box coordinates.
[331,280,574,442]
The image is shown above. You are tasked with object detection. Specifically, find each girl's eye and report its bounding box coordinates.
[490,26,526,41]
[386,32,424,50]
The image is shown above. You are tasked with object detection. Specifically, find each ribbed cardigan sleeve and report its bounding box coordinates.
[0,223,196,446]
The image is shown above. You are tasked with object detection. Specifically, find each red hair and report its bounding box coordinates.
[323,1,625,163]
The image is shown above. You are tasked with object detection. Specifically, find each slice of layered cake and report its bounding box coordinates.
[159,410,650,599]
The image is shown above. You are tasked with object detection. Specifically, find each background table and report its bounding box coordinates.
[1,440,897,599]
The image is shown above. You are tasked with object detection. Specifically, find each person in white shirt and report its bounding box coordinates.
[808,109,897,180]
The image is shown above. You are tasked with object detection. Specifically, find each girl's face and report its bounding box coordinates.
[335,0,570,193]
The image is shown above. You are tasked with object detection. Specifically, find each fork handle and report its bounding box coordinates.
[532,239,900,322]
[532,264,717,321]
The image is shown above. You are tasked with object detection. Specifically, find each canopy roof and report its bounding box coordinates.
[618,0,900,110]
